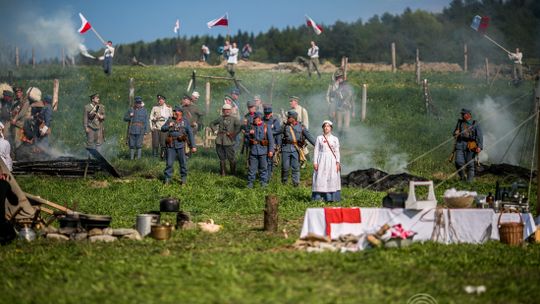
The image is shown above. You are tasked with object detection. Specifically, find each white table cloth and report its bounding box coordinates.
[300,208,536,244]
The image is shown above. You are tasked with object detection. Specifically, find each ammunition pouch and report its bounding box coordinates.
[177,135,188,142]
[249,139,269,146]
[166,135,174,147]
[467,140,478,152]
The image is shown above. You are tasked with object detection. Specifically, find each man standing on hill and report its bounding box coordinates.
[209,104,242,176]
[124,96,148,160]
[307,41,321,79]
[84,93,106,151]
[227,42,239,78]
[149,94,172,158]
[508,48,523,85]
[100,41,115,76]
[452,108,483,183]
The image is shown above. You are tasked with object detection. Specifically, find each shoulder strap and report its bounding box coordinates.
[322,134,338,161]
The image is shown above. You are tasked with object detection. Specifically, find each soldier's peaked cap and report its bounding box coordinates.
[43,95,52,103]
[460,108,471,115]
[287,110,298,118]
[263,104,273,113]
[289,95,300,101]
[157,94,166,100]
[231,88,240,95]
[3,90,13,97]
[173,105,183,112]
[253,112,263,119]
[182,94,192,100]
[224,95,233,101]
[247,100,256,107]
[134,96,143,103]
[89,93,99,99]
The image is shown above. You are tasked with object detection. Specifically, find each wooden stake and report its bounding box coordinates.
[263,195,279,232]
[15,47,19,68]
[361,84,367,122]
[344,56,348,80]
[391,42,396,73]
[269,74,276,104]
[464,43,468,72]
[485,57,489,85]
[415,48,421,84]
[205,80,211,114]
[52,79,59,111]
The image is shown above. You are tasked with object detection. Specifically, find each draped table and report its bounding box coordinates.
[300,207,536,244]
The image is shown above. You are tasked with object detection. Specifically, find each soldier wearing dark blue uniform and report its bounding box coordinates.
[280,111,315,187]
[161,106,196,185]
[452,108,483,183]
[241,100,257,154]
[36,95,53,150]
[262,105,281,179]
[246,112,274,188]
[124,96,149,159]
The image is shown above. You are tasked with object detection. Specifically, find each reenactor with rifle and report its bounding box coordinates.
[246,112,274,188]
[161,106,196,185]
[9,87,31,152]
[35,95,52,151]
[450,108,483,183]
[123,96,148,160]
[327,69,355,136]
[280,111,315,187]
[262,104,281,179]
[181,94,204,137]
[1,91,13,127]
[149,94,172,158]
[84,93,106,151]
[241,100,258,155]
[209,104,242,176]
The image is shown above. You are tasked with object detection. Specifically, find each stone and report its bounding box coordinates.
[72,232,88,241]
[42,226,58,234]
[46,233,69,241]
[88,228,103,237]
[58,227,77,235]
[113,228,139,236]
[102,228,113,235]
[301,233,330,242]
[89,235,117,243]
[181,221,197,230]
[122,232,142,241]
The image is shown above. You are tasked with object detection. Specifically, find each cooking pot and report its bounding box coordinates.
[136,214,154,237]
[382,192,407,208]
[176,211,190,229]
[160,198,180,212]
[59,214,80,228]
[150,224,172,240]
[18,227,36,241]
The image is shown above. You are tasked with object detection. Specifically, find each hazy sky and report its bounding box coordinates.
[1,0,451,57]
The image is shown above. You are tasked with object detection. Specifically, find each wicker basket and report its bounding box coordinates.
[498,209,524,246]
[443,196,474,208]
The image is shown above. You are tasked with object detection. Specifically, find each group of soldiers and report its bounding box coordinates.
[0,86,53,163]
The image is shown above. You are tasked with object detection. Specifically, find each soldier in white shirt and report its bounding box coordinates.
[101,40,115,76]
[149,94,173,158]
[307,41,321,79]
[508,48,523,83]
[227,42,239,78]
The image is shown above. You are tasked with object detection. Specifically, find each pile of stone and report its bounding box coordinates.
[292,233,360,253]
[41,226,142,242]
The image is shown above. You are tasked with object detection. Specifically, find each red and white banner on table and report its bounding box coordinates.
[324,208,362,238]
[306,15,323,35]
[207,13,229,29]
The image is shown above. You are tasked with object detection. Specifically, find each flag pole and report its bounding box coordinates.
[91,27,107,45]
[226,12,230,40]
[483,34,511,54]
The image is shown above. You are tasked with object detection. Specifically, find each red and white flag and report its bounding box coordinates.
[207,13,228,29]
[173,19,180,34]
[324,208,361,239]
[306,15,323,35]
[470,15,490,34]
[78,13,92,34]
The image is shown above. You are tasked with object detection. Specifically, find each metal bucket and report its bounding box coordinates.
[136,214,154,237]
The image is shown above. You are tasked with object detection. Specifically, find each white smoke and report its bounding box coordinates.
[17,10,83,59]
[474,96,530,165]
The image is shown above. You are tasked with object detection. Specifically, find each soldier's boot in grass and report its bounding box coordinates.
[230,161,236,175]
[220,161,227,176]
[160,148,166,160]
[152,148,158,158]
[137,149,142,159]
[130,149,135,160]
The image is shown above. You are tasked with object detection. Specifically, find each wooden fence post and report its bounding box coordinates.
[264,195,279,232]
[391,42,396,73]
[464,43,468,72]
[15,47,19,68]
[415,48,421,84]
[129,78,135,105]
[485,58,489,85]
[205,80,211,115]
[52,79,59,111]
[361,84,367,122]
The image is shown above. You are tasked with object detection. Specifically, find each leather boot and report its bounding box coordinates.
[220,161,226,176]
[230,161,236,175]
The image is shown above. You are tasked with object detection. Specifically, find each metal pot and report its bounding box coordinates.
[18,227,36,241]
[136,214,154,237]
[59,215,80,228]
[150,224,172,240]
[79,214,112,230]
[160,198,180,213]
[176,211,190,229]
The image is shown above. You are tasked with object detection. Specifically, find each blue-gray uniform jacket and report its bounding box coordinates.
[124,107,149,134]
[161,118,195,149]
[281,122,315,152]
[247,122,274,155]
[264,116,282,149]
[453,119,483,151]
[41,104,53,128]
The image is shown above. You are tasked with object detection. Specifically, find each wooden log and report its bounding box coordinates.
[464,43,468,72]
[485,58,489,84]
[535,79,540,215]
[344,56,348,80]
[52,79,59,111]
[25,192,71,213]
[198,75,241,81]
[391,42,396,73]
[263,195,279,232]
[205,80,211,115]
[361,84,367,122]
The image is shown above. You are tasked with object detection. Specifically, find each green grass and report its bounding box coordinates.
[0,66,538,303]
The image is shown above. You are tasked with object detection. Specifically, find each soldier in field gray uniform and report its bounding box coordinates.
[124,96,148,159]
[83,93,106,151]
[209,104,242,176]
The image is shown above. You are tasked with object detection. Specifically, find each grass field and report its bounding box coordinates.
[0,65,538,303]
